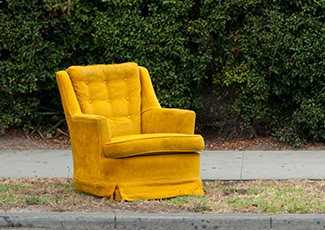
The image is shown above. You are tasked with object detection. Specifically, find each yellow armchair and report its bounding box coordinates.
[56,62,204,200]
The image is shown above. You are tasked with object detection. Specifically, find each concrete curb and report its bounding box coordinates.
[1,212,325,229]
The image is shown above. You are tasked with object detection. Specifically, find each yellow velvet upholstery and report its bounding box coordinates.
[56,62,204,200]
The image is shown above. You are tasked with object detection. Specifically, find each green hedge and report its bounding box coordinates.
[1,0,102,130]
[0,0,209,131]
[1,0,324,145]
[203,0,325,145]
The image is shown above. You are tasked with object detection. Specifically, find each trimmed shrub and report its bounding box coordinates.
[92,0,209,109]
[1,0,101,130]
[0,0,209,131]
[201,0,325,145]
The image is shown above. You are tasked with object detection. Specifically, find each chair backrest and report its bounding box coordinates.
[66,62,141,137]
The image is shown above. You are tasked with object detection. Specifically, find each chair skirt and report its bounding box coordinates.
[73,153,203,200]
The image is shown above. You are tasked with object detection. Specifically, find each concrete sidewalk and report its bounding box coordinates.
[0,150,324,180]
[201,150,325,180]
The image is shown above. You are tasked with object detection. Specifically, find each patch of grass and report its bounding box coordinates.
[0,179,325,214]
[168,195,211,213]
[0,178,85,210]
[0,193,15,204]
[131,198,149,205]
[205,180,325,214]
[0,182,24,204]
[23,195,51,205]
[0,183,23,192]
[0,184,10,193]
[63,182,75,193]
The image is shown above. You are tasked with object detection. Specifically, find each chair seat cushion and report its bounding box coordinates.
[104,133,204,159]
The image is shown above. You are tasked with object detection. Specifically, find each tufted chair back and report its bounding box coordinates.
[67,63,141,137]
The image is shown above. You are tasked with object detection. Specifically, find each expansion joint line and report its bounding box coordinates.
[240,151,245,180]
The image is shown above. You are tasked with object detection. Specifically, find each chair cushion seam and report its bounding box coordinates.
[107,149,200,159]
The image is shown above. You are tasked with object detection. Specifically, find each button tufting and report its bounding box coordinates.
[107,99,111,103]
[104,80,107,84]
[89,100,91,104]
[110,117,114,120]
[86,82,89,85]
[124,78,128,82]
[126,97,129,100]
[127,115,131,119]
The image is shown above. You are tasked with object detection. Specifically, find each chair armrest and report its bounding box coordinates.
[68,113,111,180]
[141,108,196,134]
[70,113,111,145]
